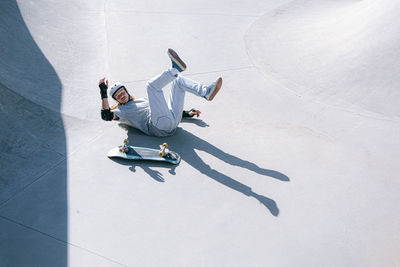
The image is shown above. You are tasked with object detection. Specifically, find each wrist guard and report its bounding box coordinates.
[101,109,114,121]
[99,82,108,99]
[182,108,197,118]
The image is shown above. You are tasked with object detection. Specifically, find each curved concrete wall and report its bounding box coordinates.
[1,0,399,266]
[246,0,400,118]
[0,1,68,266]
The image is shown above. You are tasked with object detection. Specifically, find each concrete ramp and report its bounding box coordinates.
[1,0,399,266]
[0,0,107,118]
[0,1,68,266]
[246,0,400,118]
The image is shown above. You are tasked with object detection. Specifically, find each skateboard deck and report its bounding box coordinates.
[107,140,181,165]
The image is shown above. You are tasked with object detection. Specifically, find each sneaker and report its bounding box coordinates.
[204,77,223,101]
[167,48,186,72]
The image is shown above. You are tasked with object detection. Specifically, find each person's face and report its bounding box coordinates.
[114,87,129,104]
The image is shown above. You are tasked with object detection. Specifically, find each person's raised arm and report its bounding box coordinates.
[98,77,118,121]
[99,77,110,109]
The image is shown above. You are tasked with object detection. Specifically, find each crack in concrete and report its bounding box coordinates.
[121,65,256,85]
[105,9,261,18]
[0,215,128,267]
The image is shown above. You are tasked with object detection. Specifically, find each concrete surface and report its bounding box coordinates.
[1,0,399,266]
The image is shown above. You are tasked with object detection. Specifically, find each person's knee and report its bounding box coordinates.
[174,76,187,88]
[153,116,174,132]
[147,79,165,92]
[146,81,155,91]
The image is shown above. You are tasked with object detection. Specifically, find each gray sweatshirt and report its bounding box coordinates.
[113,98,176,137]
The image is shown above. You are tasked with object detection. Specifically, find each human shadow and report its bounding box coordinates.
[118,122,290,217]
[180,117,210,128]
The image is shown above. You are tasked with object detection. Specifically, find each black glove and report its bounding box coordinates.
[101,109,114,121]
[99,82,108,99]
[182,108,197,118]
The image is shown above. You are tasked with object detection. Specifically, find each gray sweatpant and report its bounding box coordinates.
[146,69,205,132]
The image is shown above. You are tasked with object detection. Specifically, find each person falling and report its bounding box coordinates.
[98,48,222,137]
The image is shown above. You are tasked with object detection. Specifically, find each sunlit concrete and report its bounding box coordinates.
[1,0,399,266]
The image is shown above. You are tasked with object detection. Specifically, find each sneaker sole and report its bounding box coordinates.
[208,77,223,101]
[168,48,186,71]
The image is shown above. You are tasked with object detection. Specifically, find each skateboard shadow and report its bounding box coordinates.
[119,123,290,217]
[109,157,178,182]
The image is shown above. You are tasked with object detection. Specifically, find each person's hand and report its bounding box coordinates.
[182,108,201,119]
[99,77,109,87]
[99,77,108,99]
[188,109,201,118]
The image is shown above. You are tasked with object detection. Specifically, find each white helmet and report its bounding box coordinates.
[108,82,125,99]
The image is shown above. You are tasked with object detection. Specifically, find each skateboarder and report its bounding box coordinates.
[98,48,222,137]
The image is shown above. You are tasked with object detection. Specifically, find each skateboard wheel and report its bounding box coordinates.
[119,147,124,153]
[124,139,129,144]
[158,143,167,157]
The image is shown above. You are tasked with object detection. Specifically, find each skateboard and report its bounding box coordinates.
[107,139,181,165]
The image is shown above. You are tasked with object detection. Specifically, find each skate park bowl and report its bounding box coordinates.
[0,0,399,266]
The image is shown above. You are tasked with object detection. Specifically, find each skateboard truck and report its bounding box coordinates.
[119,139,169,158]
[118,139,130,153]
[158,143,168,157]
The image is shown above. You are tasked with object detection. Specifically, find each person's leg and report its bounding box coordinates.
[167,47,222,101]
[168,76,208,127]
[168,75,222,127]
[168,80,186,127]
[174,76,207,97]
[173,75,223,101]
[146,69,176,132]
